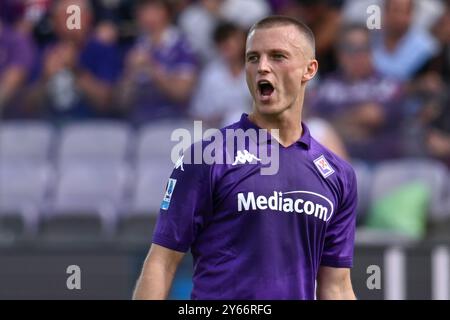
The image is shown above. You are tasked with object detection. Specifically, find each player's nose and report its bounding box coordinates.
[257,55,271,74]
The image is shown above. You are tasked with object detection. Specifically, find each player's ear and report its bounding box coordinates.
[302,59,318,82]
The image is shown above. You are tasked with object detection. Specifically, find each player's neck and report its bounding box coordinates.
[249,108,303,148]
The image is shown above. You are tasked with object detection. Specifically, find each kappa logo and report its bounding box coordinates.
[313,155,335,178]
[232,150,261,166]
[175,154,184,171]
[161,178,177,210]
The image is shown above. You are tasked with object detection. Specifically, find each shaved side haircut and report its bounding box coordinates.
[247,15,316,58]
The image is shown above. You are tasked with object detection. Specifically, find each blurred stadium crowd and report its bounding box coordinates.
[0,0,450,245]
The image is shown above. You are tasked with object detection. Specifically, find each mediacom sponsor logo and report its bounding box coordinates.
[237,191,334,222]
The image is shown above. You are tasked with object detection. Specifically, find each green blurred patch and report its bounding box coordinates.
[366,182,430,239]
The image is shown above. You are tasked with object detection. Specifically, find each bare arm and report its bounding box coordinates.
[133,243,185,300]
[118,48,196,110]
[118,69,195,107]
[0,66,27,110]
[76,71,113,111]
[319,122,350,161]
[316,266,356,300]
[150,69,196,103]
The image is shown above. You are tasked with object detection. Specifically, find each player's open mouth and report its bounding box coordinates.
[257,80,275,100]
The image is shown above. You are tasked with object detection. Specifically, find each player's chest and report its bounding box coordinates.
[213,155,340,226]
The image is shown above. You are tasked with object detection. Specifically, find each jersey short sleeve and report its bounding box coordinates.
[152,146,213,253]
[320,166,358,268]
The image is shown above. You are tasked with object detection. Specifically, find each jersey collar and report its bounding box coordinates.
[238,113,311,150]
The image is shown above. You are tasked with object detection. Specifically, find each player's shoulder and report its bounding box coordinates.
[177,119,241,168]
[190,118,241,151]
[220,117,243,131]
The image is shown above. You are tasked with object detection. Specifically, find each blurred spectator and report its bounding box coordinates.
[285,0,343,76]
[91,0,133,23]
[14,0,52,36]
[306,117,349,160]
[220,0,271,29]
[383,1,449,118]
[190,22,251,128]
[25,0,122,122]
[0,1,36,118]
[423,2,450,85]
[402,0,444,30]
[414,92,450,167]
[90,0,135,44]
[168,0,193,18]
[0,0,27,26]
[178,0,224,63]
[118,0,198,125]
[372,0,440,81]
[420,2,450,166]
[267,0,293,14]
[309,24,405,162]
[343,0,445,32]
[179,0,271,64]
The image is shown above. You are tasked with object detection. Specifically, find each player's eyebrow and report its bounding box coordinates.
[246,48,291,57]
[268,49,290,56]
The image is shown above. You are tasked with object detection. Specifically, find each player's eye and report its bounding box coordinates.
[247,55,258,63]
[272,53,286,60]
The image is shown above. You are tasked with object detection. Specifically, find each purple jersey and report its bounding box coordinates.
[152,114,357,299]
